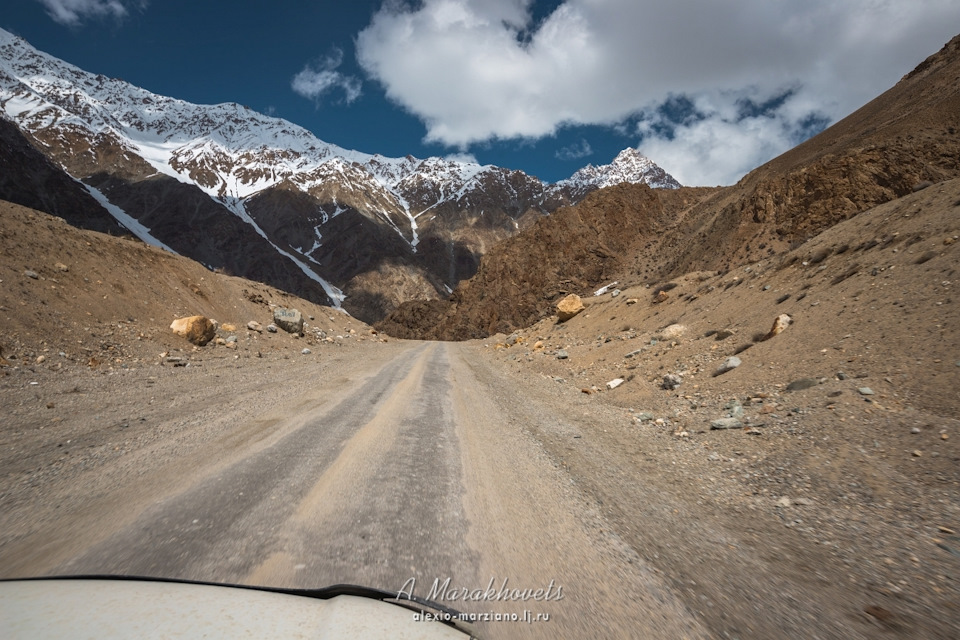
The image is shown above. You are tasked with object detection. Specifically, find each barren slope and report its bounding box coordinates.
[0,199,373,368]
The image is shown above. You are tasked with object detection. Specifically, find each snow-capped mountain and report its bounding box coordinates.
[0,27,680,321]
[556,148,681,200]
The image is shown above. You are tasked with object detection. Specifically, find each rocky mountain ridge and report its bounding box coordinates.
[0,27,679,321]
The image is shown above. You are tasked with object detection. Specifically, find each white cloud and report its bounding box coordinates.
[36,0,144,25]
[292,49,362,105]
[356,0,960,184]
[555,138,593,161]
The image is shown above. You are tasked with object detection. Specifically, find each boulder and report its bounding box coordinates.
[273,307,304,334]
[556,294,585,322]
[170,315,216,346]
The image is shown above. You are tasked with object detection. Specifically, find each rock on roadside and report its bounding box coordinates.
[556,294,585,322]
[713,356,742,377]
[170,316,216,346]
[711,417,744,430]
[662,373,683,390]
[763,313,793,341]
[273,307,304,334]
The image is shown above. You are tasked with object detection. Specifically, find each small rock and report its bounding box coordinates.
[634,412,655,422]
[225,335,238,344]
[266,324,278,333]
[55,262,69,272]
[301,348,312,355]
[533,340,544,350]
[793,498,813,506]
[555,349,569,360]
[728,401,745,419]
[910,427,921,434]
[611,289,621,298]
[625,298,638,305]
[606,378,624,390]
[858,387,875,396]
[713,329,735,341]
[762,313,793,341]
[942,433,949,441]
[658,324,686,340]
[247,321,263,332]
[711,417,743,430]
[708,452,721,461]
[785,378,819,391]
[745,429,763,435]
[662,373,683,390]
[24,270,39,279]
[624,349,643,359]
[776,497,792,508]
[556,294,585,322]
[836,371,848,380]
[912,450,923,457]
[827,390,843,398]
[713,356,741,377]
[653,290,669,304]
[35,355,46,364]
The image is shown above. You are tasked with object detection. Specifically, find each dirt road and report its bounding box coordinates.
[2,340,957,638]
[0,342,704,638]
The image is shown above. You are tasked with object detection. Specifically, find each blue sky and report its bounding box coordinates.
[3,1,960,185]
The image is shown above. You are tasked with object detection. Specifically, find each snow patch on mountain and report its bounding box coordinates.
[80,182,177,253]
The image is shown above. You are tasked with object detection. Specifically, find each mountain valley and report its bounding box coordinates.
[1,26,960,640]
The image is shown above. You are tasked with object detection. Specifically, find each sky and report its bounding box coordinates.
[2,1,959,186]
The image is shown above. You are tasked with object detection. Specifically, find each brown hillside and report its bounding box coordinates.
[380,33,960,341]
[0,200,373,367]
[664,32,960,275]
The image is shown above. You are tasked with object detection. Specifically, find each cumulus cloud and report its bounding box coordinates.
[356,0,960,184]
[292,49,362,105]
[36,0,144,25]
[555,138,593,161]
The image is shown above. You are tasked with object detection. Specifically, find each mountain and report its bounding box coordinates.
[0,28,679,322]
[380,32,960,340]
